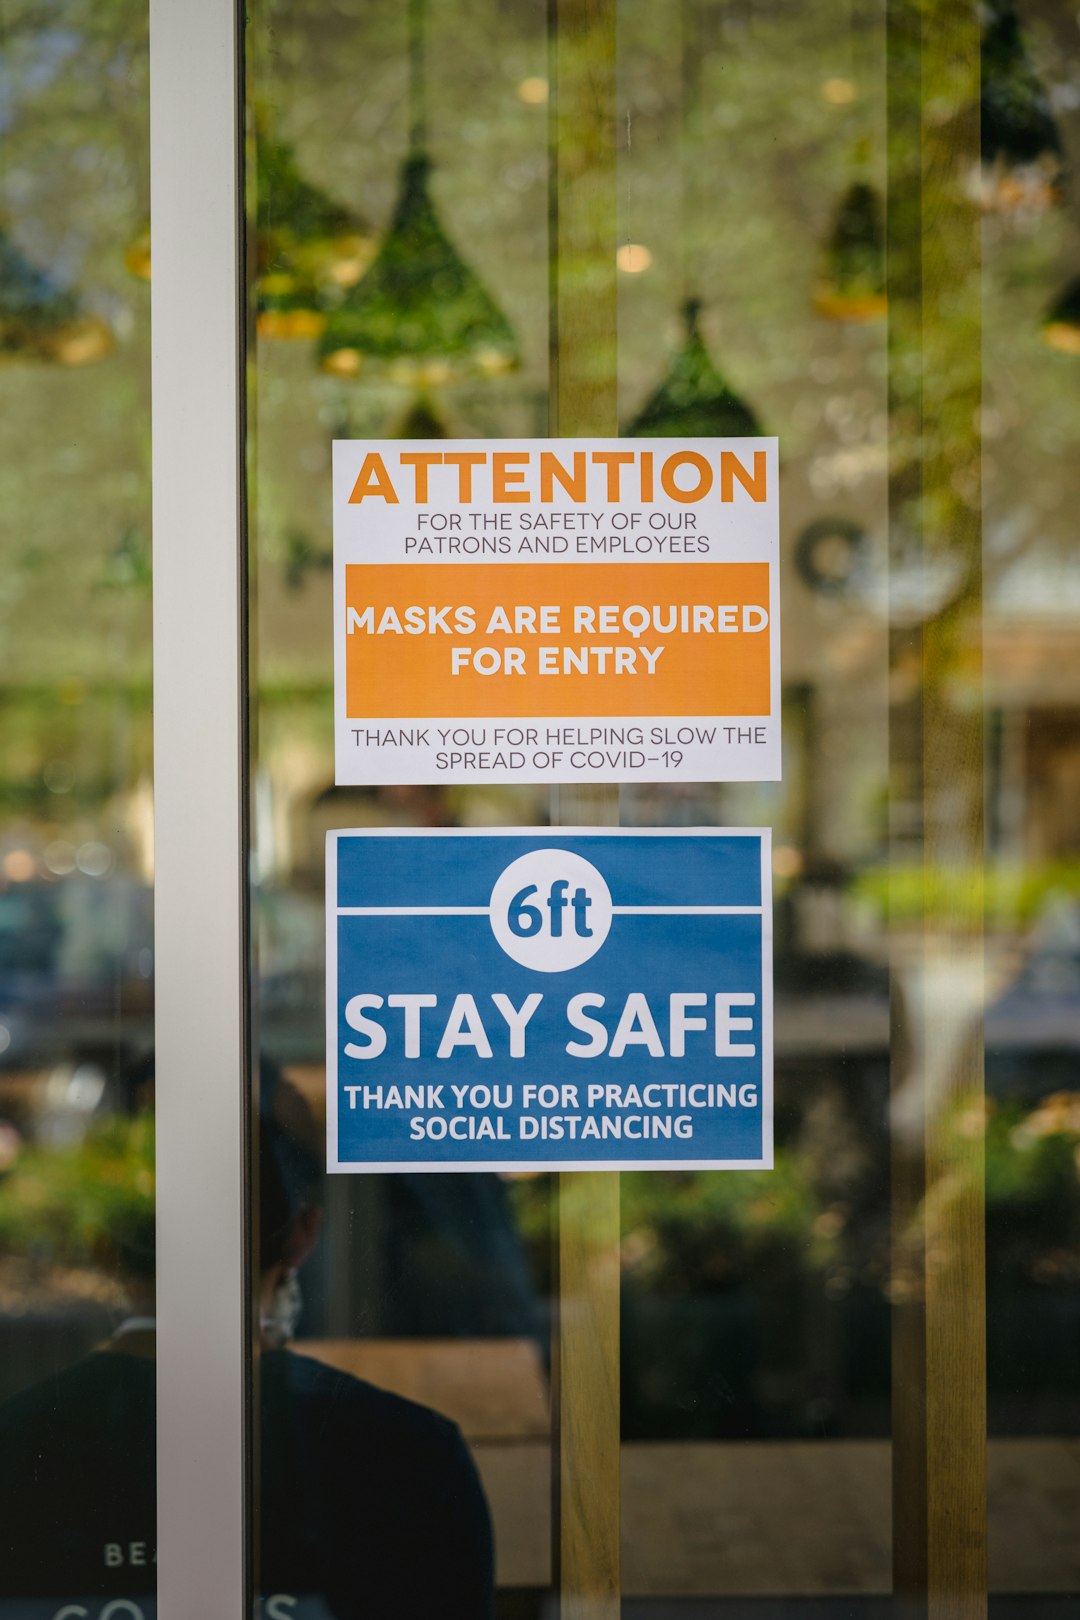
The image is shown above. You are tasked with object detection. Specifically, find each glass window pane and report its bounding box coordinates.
[0,2,155,1610]
[245,1,1080,1615]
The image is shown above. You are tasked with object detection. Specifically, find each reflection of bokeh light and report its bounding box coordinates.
[44,841,77,875]
[43,760,75,793]
[68,1064,107,1111]
[2,850,36,882]
[773,845,803,879]
[0,1021,10,1056]
[822,78,857,104]
[76,842,112,878]
[517,77,549,105]
[0,1123,18,1171]
[321,346,362,378]
[617,243,652,274]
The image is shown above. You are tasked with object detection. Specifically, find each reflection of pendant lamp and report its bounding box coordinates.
[396,393,448,437]
[627,299,761,437]
[317,0,519,381]
[1042,276,1080,355]
[978,0,1063,213]
[813,179,886,322]
[626,2,762,437]
[256,126,375,338]
[0,223,112,365]
[123,124,374,339]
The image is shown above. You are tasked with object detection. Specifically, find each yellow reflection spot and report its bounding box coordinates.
[822,78,857,104]
[616,243,652,274]
[772,845,802,879]
[320,347,363,378]
[256,308,327,340]
[812,284,887,322]
[474,347,516,376]
[517,77,549,105]
[1043,322,1080,356]
[3,850,36,882]
[52,317,114,366]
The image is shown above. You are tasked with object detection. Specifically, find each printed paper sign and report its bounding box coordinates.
[326,828,773,1173]
[332,438,780,784]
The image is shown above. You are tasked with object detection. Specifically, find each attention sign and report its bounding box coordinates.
[332,438,780,785]
[326,828,773,1173]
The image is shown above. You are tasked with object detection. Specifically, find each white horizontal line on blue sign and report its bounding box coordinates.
[336,904,762,916]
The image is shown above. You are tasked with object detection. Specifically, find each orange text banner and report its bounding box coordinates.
[344,561,771,721]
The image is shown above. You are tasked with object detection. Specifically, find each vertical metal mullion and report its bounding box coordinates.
[887,2,986,1614]
[549,1,621,1614]
[150,0,249,1614]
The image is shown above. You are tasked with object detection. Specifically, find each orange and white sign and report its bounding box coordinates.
[333,438,780,784]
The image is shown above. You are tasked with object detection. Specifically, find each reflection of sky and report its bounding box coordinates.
[0,24,125,286]
[0,27,82,130]
[987,552,1080,619]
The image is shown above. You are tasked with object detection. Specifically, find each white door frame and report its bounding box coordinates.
[150,0,249,1611]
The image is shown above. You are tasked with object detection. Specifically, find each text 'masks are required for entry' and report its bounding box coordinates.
[332,438,780,785]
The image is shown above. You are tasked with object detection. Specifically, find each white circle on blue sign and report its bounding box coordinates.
[489,848,613,972]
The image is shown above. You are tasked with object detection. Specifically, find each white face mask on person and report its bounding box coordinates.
[261,1268,303,1348]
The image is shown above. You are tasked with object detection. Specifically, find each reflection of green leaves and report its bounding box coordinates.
[854,858,1080,928]
[618,1157,831,1296]
[986,1095,1080,1286]
[0,1113,155,1278]
[509,1151,837,1300]
[282,528,331,593]
[98,527,151,591]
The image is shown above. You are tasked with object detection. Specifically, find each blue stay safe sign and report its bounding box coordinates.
[326,828,773,1172]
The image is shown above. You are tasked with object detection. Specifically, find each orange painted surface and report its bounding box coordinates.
[344,562,771,719]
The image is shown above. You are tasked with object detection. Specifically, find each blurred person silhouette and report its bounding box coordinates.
[0,1058,494,1619]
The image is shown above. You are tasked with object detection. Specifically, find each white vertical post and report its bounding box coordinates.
[150,0,248,1613]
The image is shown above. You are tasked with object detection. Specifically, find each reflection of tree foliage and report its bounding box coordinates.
[1,0,151,692]
[509,1149,843,1300]
[617,1157,834,1296]
[0,1112,155,1281]
[855,858,1080,929]
[986,1093,1080,1288]
[895,1091,1080,1303]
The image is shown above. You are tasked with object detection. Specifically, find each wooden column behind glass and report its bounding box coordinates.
[549,0,620,1614]
[886,2,986,1615]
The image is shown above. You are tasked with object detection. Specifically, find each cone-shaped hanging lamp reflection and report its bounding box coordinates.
[626,300,761,438]
[0,224,112,365]
[813,180,886,321]
[122,123,374,339]
[395,391,448,438]
[256,126,375,338]
[979,0,1064,213]
[317,0,518,382]
[317,152,520,381]
[1042,276,1080,355]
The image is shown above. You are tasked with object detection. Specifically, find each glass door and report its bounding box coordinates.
[239,1,1080,1616]
[4,1,1079,1618]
